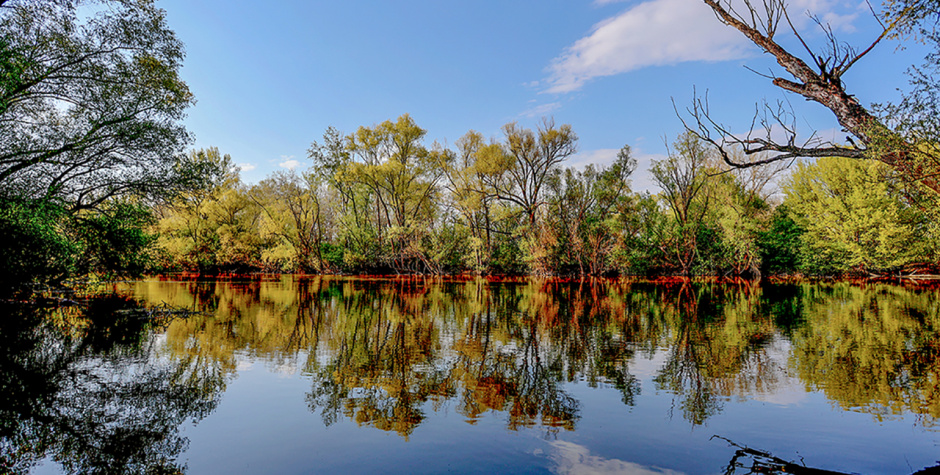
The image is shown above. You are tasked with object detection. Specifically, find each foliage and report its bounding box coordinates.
[0,0,194,210]
[251,170,329,273]
[71,200,157,279]
[0,195,158,294]
[539,145,636,276]
[0,0,209,291]
[756,204,804,275]
[154,148,264,273]
[782,156,938,273]
[0,196,76,293]
[650,132,716,275]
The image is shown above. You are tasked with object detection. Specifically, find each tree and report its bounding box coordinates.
[479,119,578,229]
[309,126,379,270]
[0,0,193,210]
[311,115,444,273]
[0,196,76,293]
[543,145,636,276]
[436,131,497,272]
[757,204,804,275]
[689,0,940,194]
[782,156,938,273]
[155,148,242,273]
[708,148,785,276]
[651,132,715,275]
[250,170,331,273]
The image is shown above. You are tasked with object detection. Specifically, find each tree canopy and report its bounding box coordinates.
[0,0,193,210]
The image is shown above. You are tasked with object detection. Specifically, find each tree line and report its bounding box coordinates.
[152,116,940,278]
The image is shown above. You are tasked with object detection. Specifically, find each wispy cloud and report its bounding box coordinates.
[789,0,859,32]
[521,102,562,118]
[545,0,751,93]
[567,148,621,170]
[237,163,256,172]
[278,155,300,170]
[545,0,860,94]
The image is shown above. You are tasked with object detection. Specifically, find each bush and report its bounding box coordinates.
[72,202,157,279]
[0,197,77,294]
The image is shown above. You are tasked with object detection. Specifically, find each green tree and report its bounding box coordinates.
[651,132,715,275]
[705,151,784,276]
[757,204,805,275]
[0,0,201,290]
[0,0,194,209]
[782,156,938,273]
[542,145,636,276]
[71,200,157,279]
[0,196,76,293]
[309,126,379,271]
[612,192,670,275]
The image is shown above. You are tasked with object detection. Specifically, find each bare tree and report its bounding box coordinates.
[686,0,940,193]
[480,118,578,228]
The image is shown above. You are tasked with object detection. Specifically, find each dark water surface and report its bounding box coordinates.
[3,277,940,474]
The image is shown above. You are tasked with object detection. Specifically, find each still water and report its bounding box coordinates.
[3,277,940,474]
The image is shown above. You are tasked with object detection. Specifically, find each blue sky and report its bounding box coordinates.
[159,0,927,191]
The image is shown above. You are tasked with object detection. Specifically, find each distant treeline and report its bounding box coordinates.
[147,116,940,278]
[4,115,940,296]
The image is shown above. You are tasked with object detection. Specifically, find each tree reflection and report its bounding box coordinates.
[451,284,580,432]
[305,280,453,438]
[0,295,227,475]
[610,279,783,426]
[788,282,940,425]
[125,276,940,440]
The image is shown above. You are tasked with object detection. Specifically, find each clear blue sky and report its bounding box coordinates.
[159,0,926,191]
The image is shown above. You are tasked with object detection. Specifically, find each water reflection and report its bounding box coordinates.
[6,277,940,473]
[0,295,227,475]
[129,277,940,434]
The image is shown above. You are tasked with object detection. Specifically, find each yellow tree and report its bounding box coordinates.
[342,114,443,272]
[437,131,500,271]
[250,170,331,273]
[155,148,248,272]
[479,119,578,229]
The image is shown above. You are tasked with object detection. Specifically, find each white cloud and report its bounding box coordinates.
[632,150,666,194]
[567,148,621,170]
[521,102,562,118]
[788,0,859,32]
[545,0,752,94]
[545,0,861,94]
[279,159,301,170]
[237,163,256,172]
[550,440,685,475]
[278,154,300,170]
